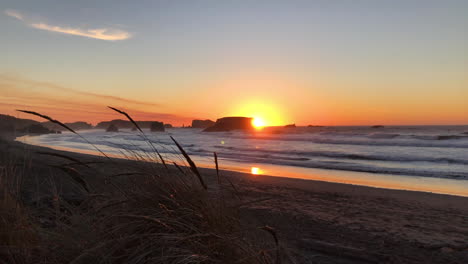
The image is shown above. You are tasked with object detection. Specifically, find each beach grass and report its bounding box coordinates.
[0,109,282,263]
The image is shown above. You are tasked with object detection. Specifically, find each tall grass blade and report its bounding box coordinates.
[51,165,90,193]
[212,152,240,199]
[170,136,207,189]
[261,225,281,264]
[107,106,167,169]
[173,162,186,175]
[17,110,77,134]
[214,152,220,184]
[156,151,167,169]
[16,109,110,159]
[107,106,143,134]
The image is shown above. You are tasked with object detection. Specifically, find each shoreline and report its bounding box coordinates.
[7,134,468,208]
[2,133,468,262]
[11,134,468,205]
[17,133,468,197]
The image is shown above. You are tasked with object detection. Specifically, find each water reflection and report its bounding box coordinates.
[251,167,263,175]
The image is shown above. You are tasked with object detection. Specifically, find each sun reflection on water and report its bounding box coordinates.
[251,167,263,175]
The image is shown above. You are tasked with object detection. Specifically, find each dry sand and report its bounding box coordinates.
[227,172,468,263]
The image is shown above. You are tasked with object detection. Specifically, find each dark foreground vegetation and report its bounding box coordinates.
[0,109,284,264]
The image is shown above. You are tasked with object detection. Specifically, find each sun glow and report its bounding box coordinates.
[251,167,263,175]
[252,117,266,128]
[231,100,286,127]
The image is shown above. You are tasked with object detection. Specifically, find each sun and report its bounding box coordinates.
[252,117,266,128]
[231,100,286,127]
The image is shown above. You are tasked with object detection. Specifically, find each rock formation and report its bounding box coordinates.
[0,114,40,132]
[150,121,165,132]
[97,120,136,129]
[191,119,215,129]
[203,117,253,132]
[97,120,142,129]
[0,115,61,135]
[20,124,57,134]
[42,121,93,131]
[106,124,119,132]
[97,119,165,130]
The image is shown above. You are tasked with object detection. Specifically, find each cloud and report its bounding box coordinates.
[4,9,131,41]
[0,74,159,107]
[0,74,194,125]
[5,9,23,20]
[30,23,131,41]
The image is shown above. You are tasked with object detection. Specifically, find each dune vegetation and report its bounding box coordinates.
[0,108,283,264]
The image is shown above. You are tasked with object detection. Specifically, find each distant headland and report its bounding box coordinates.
[0,114,261,135]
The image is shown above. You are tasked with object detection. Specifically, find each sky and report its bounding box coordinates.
[1,0,467,126]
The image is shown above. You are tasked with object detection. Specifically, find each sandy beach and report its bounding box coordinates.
[234,174,468,263]
[2,134,467,263]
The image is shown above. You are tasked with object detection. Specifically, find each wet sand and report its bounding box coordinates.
[2,134,468,263]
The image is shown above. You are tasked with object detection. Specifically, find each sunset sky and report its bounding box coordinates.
[1,0,467,126]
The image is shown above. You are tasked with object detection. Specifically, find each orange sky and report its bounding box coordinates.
[1,73,467,126]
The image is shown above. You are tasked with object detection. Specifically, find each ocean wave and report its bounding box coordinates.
[221,155,468,180]
[367,133,400,139]
[411,135,468,140]
[27,128,468,180]
[213,145,468,165]
[435,135,468,140]
[228,135,468,148]
[38,132,468,166]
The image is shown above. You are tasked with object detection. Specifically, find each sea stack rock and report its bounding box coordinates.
[150,121,165,132]
[20,124,56,134]
[67,121,93,130]
[203,117,253,132]
[192,119,215,129]
[42,121,92,131]
[106,124,119,132]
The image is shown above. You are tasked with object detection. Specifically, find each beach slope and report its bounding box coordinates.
[1,136,467,263]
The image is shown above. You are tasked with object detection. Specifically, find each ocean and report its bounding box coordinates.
[18,125,468,196]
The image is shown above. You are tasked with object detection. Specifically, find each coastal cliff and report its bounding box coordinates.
[191,119,215,129]
[203,117,253,132]
[96,119,165,130]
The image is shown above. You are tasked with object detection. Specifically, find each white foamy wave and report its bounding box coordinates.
[21,126,468,180]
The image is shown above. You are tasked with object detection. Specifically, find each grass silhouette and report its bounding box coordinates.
[0,108,282,264]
